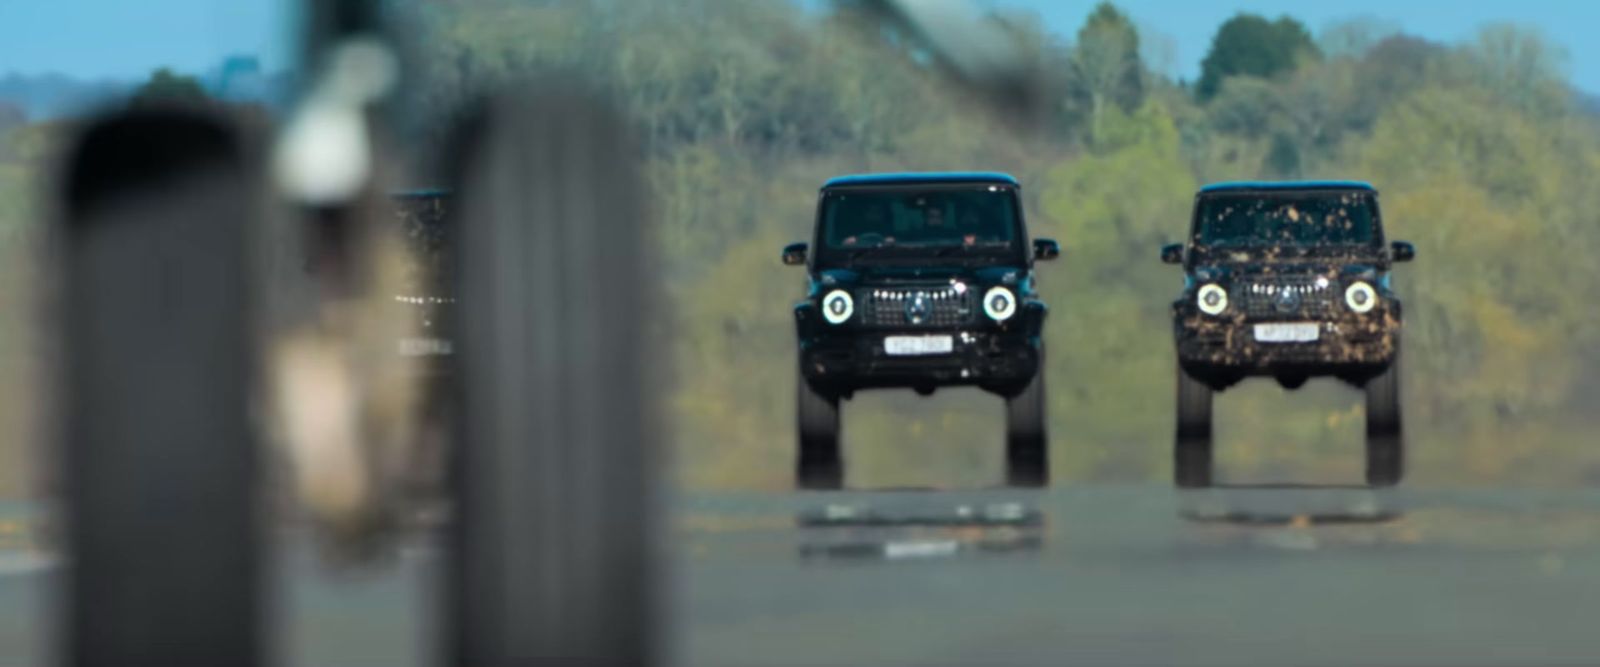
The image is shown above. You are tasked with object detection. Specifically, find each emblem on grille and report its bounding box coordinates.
[1274,287,1301,313]
[905,292,931,324]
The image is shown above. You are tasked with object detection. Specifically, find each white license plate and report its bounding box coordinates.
[884,335,954,356]
[1253,323,1320,343]
[398,337,454,357]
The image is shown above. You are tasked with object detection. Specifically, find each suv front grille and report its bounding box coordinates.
[859,286,976,328]
[1239,276,1340,319]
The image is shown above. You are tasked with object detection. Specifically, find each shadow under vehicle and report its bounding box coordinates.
[783,172,1059,490]
[1176,484,1404,526]
[1160,181,1416,489]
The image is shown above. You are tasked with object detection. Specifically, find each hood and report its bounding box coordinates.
[1191,243,1385,264]
[1190,244,1385,283]
[817,264,1025,288]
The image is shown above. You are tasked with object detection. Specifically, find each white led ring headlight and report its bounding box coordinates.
[1345,281,1377,313]
[821,289,854,324]
[1197,283,1228,316]
[983,286,1016,321]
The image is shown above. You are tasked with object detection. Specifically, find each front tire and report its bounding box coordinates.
[1005,347,1049,488]
[1174,364,1214,488]
[797,375,842,490]
[1365,353,1404,487]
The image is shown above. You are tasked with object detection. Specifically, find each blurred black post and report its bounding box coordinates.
[56,107,261,667]
[846,0,1051,128]
[447,82,658,667]
[301,0,383,67]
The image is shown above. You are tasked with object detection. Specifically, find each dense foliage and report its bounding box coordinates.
[1196,13,1320,101]
[3,0,1599,493]
[130,68,210,105]
[0,120,42,494]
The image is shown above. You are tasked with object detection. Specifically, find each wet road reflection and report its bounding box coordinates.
[796,498,1045,562]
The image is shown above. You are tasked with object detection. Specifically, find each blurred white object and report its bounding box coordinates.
[273,36,398,206]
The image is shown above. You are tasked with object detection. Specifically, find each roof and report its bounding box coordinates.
[822,172,1019,188]
[1200,180,1375,193]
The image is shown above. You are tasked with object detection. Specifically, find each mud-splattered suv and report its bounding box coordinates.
[784,173,1059,489]
[1161,181,1416,488]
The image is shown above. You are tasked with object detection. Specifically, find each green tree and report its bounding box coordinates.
[1037,104,1196,478]
[0,104,24,163]
[1461,23,1569,116]
[1196,14,1319,101]
[1190,32,1439,179]
[0,126,37,496]
[1067,2,1145,145]
[1317,17,1401,60]
[0,103,23,136]
[1343,35,1443,131]
[130,68,208,105]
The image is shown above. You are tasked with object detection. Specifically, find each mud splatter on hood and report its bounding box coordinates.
[1189,245,1389,286]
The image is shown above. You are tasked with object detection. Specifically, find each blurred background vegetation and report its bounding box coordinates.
[2,0,1599,495]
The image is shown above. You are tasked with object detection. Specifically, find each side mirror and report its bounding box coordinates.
[1032,238,1060,261]
[782,242,808,266]
[1160,243,1184,264]
[1391,240,1415,263]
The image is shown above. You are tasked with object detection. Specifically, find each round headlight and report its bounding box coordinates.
[1345,281,1377,313]
[983,286,1016,321]
[821,289,853,324]
[1197,283,1228,316]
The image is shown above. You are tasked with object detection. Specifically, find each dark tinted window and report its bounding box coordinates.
[820,186,1020,251]
[1194,190,1378,246]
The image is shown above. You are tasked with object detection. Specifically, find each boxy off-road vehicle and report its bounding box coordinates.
[783,173,1059,489]
[1162,181,1415,488]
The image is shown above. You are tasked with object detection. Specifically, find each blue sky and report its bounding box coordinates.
[0,1,1594,92]
[0,0,297,80]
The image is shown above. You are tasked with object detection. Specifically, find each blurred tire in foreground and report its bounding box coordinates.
[56,106,262,667]
[447,78,658,667]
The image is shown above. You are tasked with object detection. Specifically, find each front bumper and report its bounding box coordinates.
[1173,301,1400,370]
[394,337,456,378]
[391,297,457,378]
[796,301,1045,395]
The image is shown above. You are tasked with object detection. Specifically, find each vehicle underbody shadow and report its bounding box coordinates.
[1176,484,1404,526]
[792,495,1046,563]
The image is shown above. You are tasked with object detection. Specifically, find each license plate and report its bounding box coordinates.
[884,335,954,356]
[1253,323,1319,343]
[398,337,454,356]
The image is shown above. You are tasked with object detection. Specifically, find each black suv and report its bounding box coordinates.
[783,172,1059,488]
[1161,181,1416,488]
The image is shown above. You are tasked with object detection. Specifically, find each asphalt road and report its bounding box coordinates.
[5,485,1600,666]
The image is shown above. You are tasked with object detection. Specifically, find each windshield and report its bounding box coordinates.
[392,192,453,294]
[818,186,1022,261]
[1194,190,1379,247]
